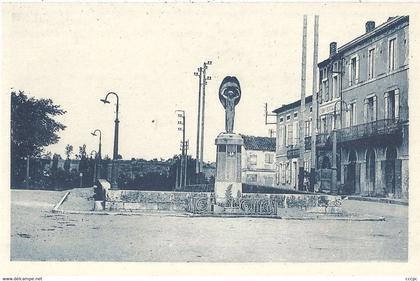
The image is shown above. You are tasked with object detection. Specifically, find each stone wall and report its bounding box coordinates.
[105,189,341,215]
[105,190,212,212]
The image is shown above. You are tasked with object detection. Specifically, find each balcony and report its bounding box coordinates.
[286,146,300,159]
[338,119,403,144]
[316,132,332,149]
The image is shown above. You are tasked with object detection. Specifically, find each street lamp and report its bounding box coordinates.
[100,92,120,189]
[91,129,102,159]
[91,129,102,182]
[90,150,98,184]
[331,99,349,195]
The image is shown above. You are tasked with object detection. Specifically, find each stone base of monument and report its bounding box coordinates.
[214,133,244,205]
[214,182,242,204]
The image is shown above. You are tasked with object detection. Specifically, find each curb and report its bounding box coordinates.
[52,191,70,212]
[52,209,386,221]
[346,196,408,206]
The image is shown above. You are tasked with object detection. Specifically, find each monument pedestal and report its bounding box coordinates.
[214,133,243,203]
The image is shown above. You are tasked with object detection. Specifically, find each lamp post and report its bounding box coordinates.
[100,92,120,189]
[91,129,102,158]
[331,99,349,195]
[91,129,102,180]
[330,62,345,195]
[90,150,98,184]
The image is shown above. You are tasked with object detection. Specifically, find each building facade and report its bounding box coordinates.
[317,16,409,199]
[240,135,276,186]
[272,16,409,199]
[273,96,313,190]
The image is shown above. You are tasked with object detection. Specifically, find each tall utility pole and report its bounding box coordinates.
[310,15,320,192]
[199,61,212,173]
[184,140,189,186]
[298,15,308,191]
[176,110,186,189]
[194,67,203,176]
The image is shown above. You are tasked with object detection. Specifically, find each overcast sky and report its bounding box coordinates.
[3,4,392,161]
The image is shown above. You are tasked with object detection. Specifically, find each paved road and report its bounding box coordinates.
[10,189,408,262]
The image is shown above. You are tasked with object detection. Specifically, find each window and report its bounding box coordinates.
[246,174,257,183]
[287,124,293,146]
[320,67,328,103]
[304,160,310,172]
[286,115,291,121]
[368,48,375,79]
[310,106,312,113]
[294,112,298,119]
[349,55,359,86]
[265,153,274,164]
[278,125,285,148]
[304,120,312,137]
[293,122,299,145]
[365,96,377,123]
[249,154,257,165]
[322,68,329,102]
[321,116,327,133]
[384,89,400,120]
[277,164,282,185]
[349,102,356,126]
[279,116,284,123]
[332,74,339,98]
[388,38,396,71]
[264,176,274,186]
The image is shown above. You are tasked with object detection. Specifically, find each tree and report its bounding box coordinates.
[11,91,66,187]
[76,144,87,160]
[65,144,73,159]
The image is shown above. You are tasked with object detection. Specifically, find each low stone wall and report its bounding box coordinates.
[105,189,341,215]
[105,190,212,212]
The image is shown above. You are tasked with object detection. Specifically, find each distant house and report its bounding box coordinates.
[240,135,276,186]
[57,159,80,171]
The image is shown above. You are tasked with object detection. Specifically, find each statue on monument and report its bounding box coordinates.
[219,76,241,133]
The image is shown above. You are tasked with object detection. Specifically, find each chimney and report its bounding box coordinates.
[365,21,375,33]
[329,42,337,57]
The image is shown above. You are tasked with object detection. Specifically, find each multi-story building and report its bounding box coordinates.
[317,16,409,198]
[271,16,409,199]
[273,96,313,189]
[240,135,276,186]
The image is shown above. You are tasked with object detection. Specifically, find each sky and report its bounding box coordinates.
[2,4,392,162]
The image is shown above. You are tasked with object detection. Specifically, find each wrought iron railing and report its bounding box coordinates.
[338,118,402,143]
[316,133,331,147]
[286,147,300,159]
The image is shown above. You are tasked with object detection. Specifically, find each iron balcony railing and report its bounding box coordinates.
[286,146,300,159]
[316,132,331,147]
[338,118,402,143]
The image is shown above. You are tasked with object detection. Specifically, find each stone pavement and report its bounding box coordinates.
[11,189,408,262]
[346,195,408,206]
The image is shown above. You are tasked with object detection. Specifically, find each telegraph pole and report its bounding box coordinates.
[298,15,308,191]
[176,110,186,189]
[310,15,319,192]
[184,140,189,186]
[199,61,212,173]
[194,67,203,177]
